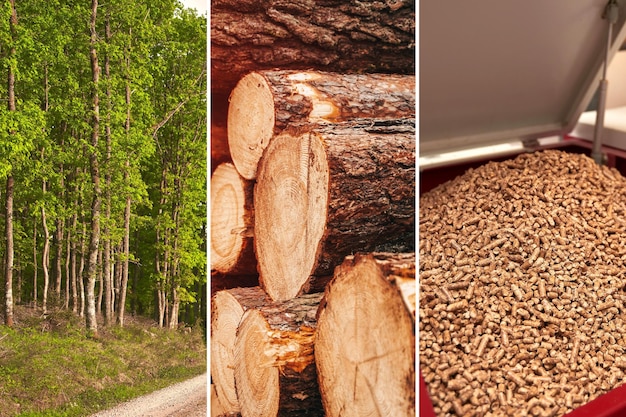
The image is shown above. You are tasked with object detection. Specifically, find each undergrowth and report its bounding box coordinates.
[0,306,206,417]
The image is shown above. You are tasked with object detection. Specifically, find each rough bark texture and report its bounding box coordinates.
[315,252,416,417]
[254,119,415,301]
[227,70,415,179]
[233,292,324,417]
[211,0,415,100]
[211,163,257,276]
[211,287,271,415]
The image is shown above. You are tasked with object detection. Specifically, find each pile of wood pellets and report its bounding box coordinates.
[419,150,626,417]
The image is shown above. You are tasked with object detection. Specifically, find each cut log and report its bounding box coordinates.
[210,0,415,100]
[254,119,415,301]
[211,287,271,415]
[210,163,257,276]
[233,292,324,417]
[315,252,416,417]
[227,70,415,179]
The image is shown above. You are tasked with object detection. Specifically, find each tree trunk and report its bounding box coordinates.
[78,222,86,318]
[254,119,415,301]
[4,0,17,328]
[33,222,38,309]
[156,168,169,328]
[102,11,113,327]
[211,287,272,414]
[210,163,257,277]
[85,0,101,337]
[315,252,416,417]
[4,176,14,326]
[96,248,103,315]
[168,284,179,329]
[234,292,324,417]
[41,177,51,315]
[117,40,132,327]
[70,210,78,313]
[55,211,63,297]
[227,70,415,180]
[117,164,131,326]
[210,0,415,101]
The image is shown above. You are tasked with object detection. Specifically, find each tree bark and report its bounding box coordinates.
[117,38,133,327]
[65,221,70,309]
[4,0,17,327]
[210,0,415,101]
[254,119,415,301]
[315,252,416,417]
[85,0,101,337]
[227,70,415,179]
[79,221,87,317]
[103,11,113,327]
[211,287,272,414]
[233,292,324,417]
[55,207,63,297]
[70,204,79,313]
[97,248,103,315]
[41,176,51,315]
[5,176,14,326]
[211,163,257,277]
[33,222,38,309]
[117,162,131,326]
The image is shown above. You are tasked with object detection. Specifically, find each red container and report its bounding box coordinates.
[419,140,626,416]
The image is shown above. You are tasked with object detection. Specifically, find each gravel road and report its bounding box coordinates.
[90,373,207,417]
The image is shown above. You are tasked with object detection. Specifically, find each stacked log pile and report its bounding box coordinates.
[211,4,416,415]
[210,67,416,417]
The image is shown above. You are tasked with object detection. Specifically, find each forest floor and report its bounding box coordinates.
[0,305,207,417]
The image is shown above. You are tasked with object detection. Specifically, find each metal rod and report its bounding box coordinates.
[592,0,619,165]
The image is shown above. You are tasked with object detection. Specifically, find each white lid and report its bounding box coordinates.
[420,0,626,156]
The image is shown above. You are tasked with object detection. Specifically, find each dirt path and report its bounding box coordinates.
[90,373,207,417]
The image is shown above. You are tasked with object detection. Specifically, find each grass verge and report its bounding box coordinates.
[0,306,207,417]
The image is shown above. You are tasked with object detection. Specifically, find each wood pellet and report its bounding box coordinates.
[419,150,626,416]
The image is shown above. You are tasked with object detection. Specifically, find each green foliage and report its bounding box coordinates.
[0,0,206,328]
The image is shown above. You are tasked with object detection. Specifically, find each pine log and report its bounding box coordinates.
[227,70,415,179]
[234,292,324,417]
[254,119,415,301]
[211,287,272,414]
[210,0,415,100]
[210,163,257,276]
[315,252,416,417]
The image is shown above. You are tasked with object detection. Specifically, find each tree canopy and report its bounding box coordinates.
[0,0,207,332]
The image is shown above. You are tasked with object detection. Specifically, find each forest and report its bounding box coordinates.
[0,0,207,336]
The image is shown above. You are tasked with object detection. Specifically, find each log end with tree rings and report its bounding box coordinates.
[315,253,416,417]
[227,72,275,180]
[234,309,280,417]
[254,132,329,302]
[210,163,256,275]
[232,293,324,417]
[210,290,245,414]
